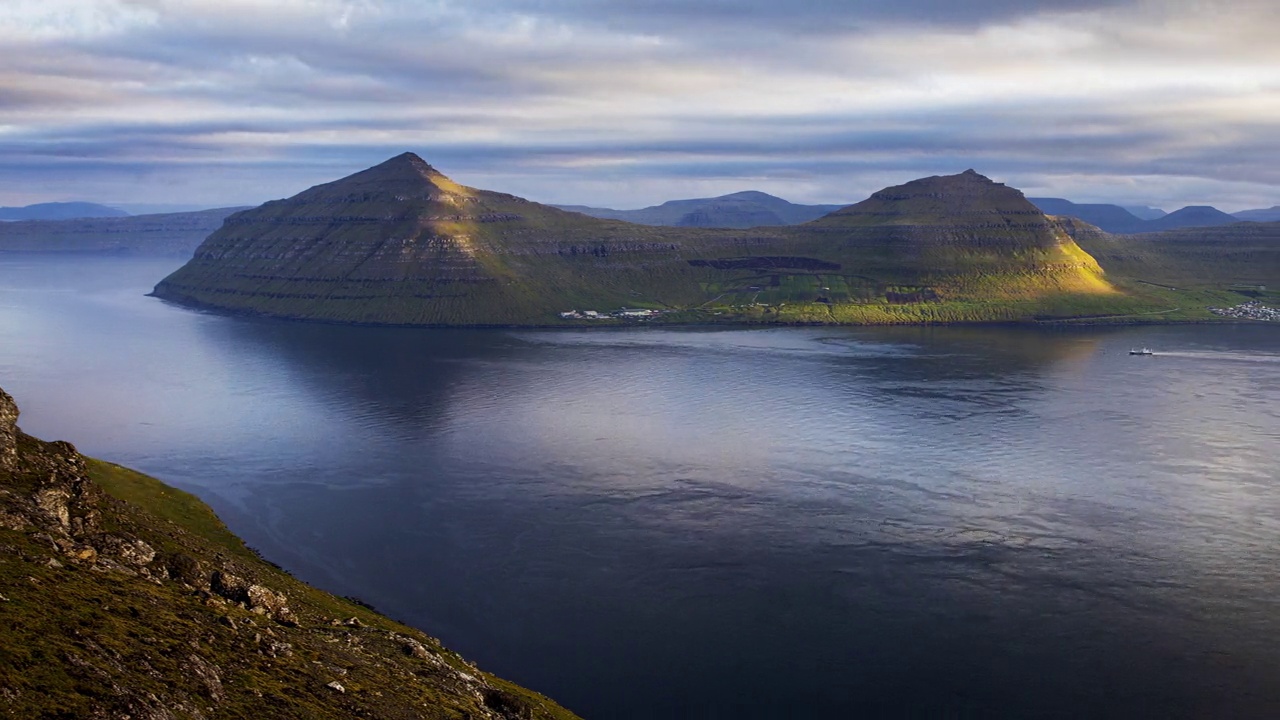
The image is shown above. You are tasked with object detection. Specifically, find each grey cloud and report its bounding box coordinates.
[0,0,1274,212]
[479,0,1130,32]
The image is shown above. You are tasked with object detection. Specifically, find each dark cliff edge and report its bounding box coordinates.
[0,387,580,719]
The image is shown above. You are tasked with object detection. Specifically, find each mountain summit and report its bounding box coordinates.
[817,170,1046,227]
[293,152,460,203]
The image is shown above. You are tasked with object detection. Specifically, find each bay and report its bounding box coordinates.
[2,255,1279,718]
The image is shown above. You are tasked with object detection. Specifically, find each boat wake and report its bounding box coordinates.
[1148,350,1280,364]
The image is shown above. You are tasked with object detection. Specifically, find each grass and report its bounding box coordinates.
[86,459,255,560]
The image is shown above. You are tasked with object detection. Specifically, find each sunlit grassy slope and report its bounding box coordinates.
[154,154,1273,326]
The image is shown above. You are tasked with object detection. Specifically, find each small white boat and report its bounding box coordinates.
[1129,347,1154,356]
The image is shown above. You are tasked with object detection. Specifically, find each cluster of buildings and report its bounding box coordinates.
[1209,300,1280,321]
[558,308,666,321]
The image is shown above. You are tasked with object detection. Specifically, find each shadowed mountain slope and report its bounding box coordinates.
[153,155,1121,326]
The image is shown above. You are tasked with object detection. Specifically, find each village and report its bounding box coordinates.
[1208,300,1280,321]
[559,307,669,321]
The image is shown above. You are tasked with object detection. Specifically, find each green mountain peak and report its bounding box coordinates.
[815,169,1041,227]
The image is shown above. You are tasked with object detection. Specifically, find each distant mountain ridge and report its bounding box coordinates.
[1031,197,1242,233]
[1123,205,1168,221]
[0,201,128,221]
[1145,205,1239,231]
[1235,206,1280,223]
[1029,198,1148,233]
[556,191,844,228]
[0,208,248,256]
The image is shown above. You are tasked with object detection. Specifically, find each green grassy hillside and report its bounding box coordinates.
[154,154,1269,327]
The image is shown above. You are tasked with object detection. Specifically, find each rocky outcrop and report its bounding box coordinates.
[0,387,579,719]
[0,388,17,471]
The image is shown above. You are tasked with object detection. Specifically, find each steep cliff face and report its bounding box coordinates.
[0,387,580,719]
[154,154,1118,325]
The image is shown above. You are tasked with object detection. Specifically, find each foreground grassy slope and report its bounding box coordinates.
[154,154,1139,326]
[0,388,579,719]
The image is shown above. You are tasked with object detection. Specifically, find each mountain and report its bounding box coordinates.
[152,155,1126,325]
[1234,206,1280,223]
[0,201,129,221]
[0,208,248,256]
[1123,205,1167,221]
[1032,198,1243,233]
[0,387,578,719]
[556,191,844,228]
[1144,205,1239,231]
[1029,198,1148,233]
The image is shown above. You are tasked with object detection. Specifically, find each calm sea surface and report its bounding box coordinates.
[2,255,1279,718]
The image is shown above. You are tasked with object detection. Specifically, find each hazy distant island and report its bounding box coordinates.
[150,153,1280,328]
[0,202,129,222]
[0,386,579,719]
[0,208,249,256]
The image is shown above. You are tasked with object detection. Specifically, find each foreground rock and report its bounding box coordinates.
[0,387,579,719]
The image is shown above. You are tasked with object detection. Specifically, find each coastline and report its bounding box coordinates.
[147,288,1271,331]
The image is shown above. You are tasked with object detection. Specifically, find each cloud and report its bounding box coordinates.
[0,0,1275,210]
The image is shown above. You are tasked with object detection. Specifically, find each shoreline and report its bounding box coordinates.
[147,290,1272,331]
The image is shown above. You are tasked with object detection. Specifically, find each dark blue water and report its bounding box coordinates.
[2,255,1279,718]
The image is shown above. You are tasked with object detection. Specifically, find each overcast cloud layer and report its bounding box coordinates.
[0,0,1277,210]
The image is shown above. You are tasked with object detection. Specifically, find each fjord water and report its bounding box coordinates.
[3,256,1279,718]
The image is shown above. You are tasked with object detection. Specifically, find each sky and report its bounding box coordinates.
[0,0,1277,212]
